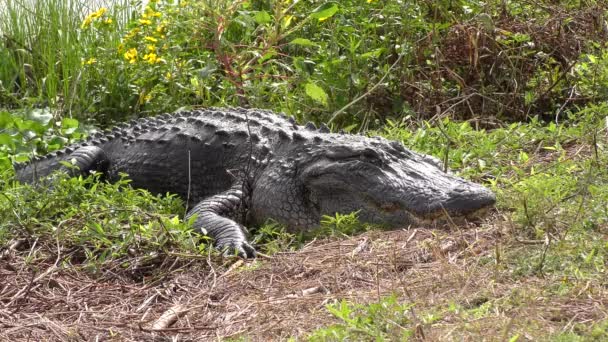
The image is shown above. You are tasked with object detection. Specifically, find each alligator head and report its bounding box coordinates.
[251,135,496,230]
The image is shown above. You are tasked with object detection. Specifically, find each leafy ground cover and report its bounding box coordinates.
[1,0,607,340]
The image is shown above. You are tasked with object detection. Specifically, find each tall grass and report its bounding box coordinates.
[0,0,134,115]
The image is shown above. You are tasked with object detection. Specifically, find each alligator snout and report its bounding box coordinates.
[442,184,496,216]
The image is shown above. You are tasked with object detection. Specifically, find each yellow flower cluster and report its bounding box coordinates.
[120,3,168,66]
[81,7,108,29]
[142,5,162,19]
[124,48,137,64]
[143,53,160,64]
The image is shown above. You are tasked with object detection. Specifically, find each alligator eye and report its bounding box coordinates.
[360,149,383,166]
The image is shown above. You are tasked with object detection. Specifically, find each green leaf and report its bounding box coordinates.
[254,10,272,24]
[305,82,328,106]
[258,49,277,64]
[0,111,14,128]
[359,48,385,60]
[61,118,79,129]
[0,156,11,171]
[0,133,14,146]
[289,38,318,47]
[61,118,79,134]
[16,120,46,135]
[309,3,339,21]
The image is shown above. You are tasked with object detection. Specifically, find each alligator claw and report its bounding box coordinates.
[217,239,257,259]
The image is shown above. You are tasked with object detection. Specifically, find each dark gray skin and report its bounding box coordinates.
[14,107,496,257]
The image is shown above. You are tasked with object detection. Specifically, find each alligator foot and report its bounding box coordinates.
[216,238,256,258]
[186,185,256,258]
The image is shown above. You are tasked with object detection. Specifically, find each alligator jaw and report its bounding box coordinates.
[407,202,494,227]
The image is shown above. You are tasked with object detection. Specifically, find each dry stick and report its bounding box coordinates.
[151,304,186,330]
[329,53,404,124]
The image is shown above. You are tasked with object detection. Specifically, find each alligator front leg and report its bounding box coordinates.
[186,186,256,258]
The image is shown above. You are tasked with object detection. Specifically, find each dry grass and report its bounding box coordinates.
[1,214,606,341]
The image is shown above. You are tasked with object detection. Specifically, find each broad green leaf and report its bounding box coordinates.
[254,10,272,24]
[309,3,339,21]
[0,156,11,171]
[289,38,318,47]
[13,154,30,163]
[61,118,79,129]
[0,111,14,128]
[16,120,46,135]
[259,49,277,64]
[61,118,79,134]
[48,136,68,149]
[305,82,328,106]
[359,48,385,59]
[0,133,14,146]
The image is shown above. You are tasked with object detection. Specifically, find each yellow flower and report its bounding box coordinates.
[146,44,156,52]
[139,93,152,105]
[156,20,167,33]
[81,8,107,28]
[139,19,152,25]
[144,6,162,18]
[366,0,377,2]
[93,8,107,18]
[124,48,138,63]
[144,36,158,42]
[104,18,113,25]
[81,58,97,65]
[124,28,140,40]
[81,17,93,28]
[143,53,160,64]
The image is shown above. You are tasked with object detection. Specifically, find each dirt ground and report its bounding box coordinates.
[1,214,606,341]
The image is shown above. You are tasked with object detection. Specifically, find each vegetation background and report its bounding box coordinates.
[0,0,607,340]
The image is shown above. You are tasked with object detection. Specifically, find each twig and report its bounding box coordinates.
[151,304,186,330]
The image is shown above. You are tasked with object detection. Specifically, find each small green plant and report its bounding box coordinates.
[319,211,366,237]
[308,295,414,341]
[251,220,298,255]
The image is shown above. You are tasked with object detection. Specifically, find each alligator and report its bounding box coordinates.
[14,107,496,257]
